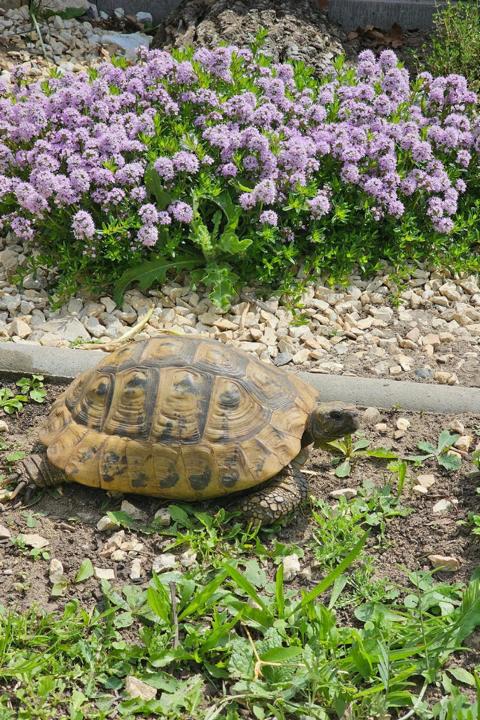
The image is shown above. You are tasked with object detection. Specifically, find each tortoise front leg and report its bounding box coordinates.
[229,462,309,526]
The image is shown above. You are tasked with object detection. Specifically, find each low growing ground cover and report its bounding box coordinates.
[1,377,480,719]
[0,41,479,308]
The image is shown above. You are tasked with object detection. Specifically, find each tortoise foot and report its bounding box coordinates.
[229,464,308,526]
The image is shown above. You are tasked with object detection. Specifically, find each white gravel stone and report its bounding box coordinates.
[130,558,143,580]
[396,417,411,431]
[283,554,301,581]
[428,554,461,571]
[433,498,458,513]
[19,533,49,549]
[329,487,357,499]
[94,566,115,580]
[454,435,473,452]
[417,474,436,489]
[49,558,65,584]
[363,407,382,425]
[125,676,156,701]
[154,508,172,526]
[120,500,147,521]
[152,553,177,573]
[0,524,12,539]
[0,420,9,433]
[96,515,117,532]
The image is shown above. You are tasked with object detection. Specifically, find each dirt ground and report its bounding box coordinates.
[0,376,479,620]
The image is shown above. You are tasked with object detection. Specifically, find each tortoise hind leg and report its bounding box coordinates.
[2,452,66,503]
[229,464,308,526]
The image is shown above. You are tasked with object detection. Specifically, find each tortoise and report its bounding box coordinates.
[16,335,359,524]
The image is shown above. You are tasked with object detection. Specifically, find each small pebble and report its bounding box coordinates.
[18,533,49,549]
[283,554,301,581]
[432,498,458,514]
[125,676,157,701]
[454,435,473,452]
[428,554,461,571]
[363,407,382,425]
[49,558,64,584]
[152,553,177,573]
[94,567,115,580]
[154,508,172,526]
[374,422,389,434]
[417,474,435,489]
[0,524,12,539]
[396,417,410,431]
[329,487,357,499]
[120,500,147,521]
[413,485,429,495]
[96,515,117,532]
[0,420,9,433]
[130,558,143,580]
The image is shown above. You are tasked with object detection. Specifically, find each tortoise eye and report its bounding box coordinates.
[329,411,343,421]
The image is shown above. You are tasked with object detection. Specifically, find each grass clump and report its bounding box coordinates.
[418,1,480,95]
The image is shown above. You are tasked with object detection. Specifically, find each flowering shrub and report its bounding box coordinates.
[0,44,479,306]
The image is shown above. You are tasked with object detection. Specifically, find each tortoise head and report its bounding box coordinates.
[307,402,360,446]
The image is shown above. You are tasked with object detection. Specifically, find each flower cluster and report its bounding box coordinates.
[0,44,478,301]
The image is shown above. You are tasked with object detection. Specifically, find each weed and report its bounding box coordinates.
[406,430,463,472]
[0,375,47,415]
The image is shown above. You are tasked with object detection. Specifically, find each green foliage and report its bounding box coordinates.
[406,430,463,472]
[0,375,47,415]
[417,0,480,93]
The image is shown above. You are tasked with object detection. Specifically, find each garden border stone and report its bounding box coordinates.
[0,342,478,413]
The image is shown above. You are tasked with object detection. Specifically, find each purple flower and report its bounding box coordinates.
[168,201,193,223]
[259,210,278,226]
[72,210,95,240]
[158,211,171,225]
[139,203,158,225]
[308,190,331,218]
[138,225,158,246]
[154,157,175,180]
[172,151,199,174]
[252,179,276,205]
[220,163,237,177]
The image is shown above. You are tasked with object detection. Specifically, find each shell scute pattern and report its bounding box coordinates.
[40,336,315,498]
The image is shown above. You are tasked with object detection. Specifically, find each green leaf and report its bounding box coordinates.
[113,254,200,306]
[75,559,94,583]
[29,389,47,403]
[260,646,303,663]
[448,667,476,686]
[366,449,399,460]
[147,583,171,624]
[275,563,285,618]
[437,430,459,453]
[242,560,267,589]
[289,533,367,616]
[190,218,214,258]
[335,460,351,478]
[417,441,436,455]
[144,164,174,209]
[179,569,229,620]
[352,438,370,452]
[438,452,462,471]
[224,564,271,615]
[218,228,252,255]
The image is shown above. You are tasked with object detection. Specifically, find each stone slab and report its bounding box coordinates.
[328,0,448,30]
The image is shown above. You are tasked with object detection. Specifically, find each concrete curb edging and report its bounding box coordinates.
[0,342,479,414]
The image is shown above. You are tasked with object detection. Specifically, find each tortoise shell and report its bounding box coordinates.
[39,335,320,500]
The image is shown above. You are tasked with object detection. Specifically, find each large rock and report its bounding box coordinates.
[152,0,345,76]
